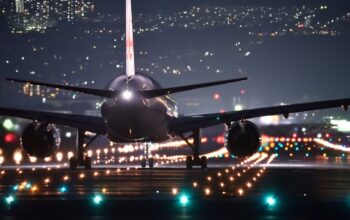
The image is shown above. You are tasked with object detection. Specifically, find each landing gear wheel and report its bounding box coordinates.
[84,157,92,170]
[186,156,193,169]
[69,157,77,170]
[141,158,146,168]
[200,156,207,170]
[149,157,154,168]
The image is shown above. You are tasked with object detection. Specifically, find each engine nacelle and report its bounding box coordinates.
[21,122,61,158]
[225,121,261,157]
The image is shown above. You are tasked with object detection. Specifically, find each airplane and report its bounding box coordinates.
[1,0,350,170]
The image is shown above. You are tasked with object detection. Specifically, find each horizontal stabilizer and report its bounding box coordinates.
[141,77,248,98]
[6,78,118,99]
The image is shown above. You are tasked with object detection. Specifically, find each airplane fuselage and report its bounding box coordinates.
[101,72,178,143]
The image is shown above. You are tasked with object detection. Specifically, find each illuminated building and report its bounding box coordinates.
[15,0,24,13]
[8,0,94,33]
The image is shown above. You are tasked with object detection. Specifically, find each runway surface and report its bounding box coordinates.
[2,159,350,219]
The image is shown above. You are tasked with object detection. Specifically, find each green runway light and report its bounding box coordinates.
[25,183,31,189]
[179,194,189,206]
[5,195,14,205]
[60,186,67,193]
[93,195,103,205]
[265,195,277,207]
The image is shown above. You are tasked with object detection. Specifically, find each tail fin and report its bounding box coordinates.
[125,0,135,79]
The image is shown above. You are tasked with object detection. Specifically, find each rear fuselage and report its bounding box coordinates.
[101,72,178,143]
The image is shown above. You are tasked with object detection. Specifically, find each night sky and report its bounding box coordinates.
[1,0,350,119]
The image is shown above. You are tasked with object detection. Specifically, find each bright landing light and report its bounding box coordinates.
[122,90,133,100]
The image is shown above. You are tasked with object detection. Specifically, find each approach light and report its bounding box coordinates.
[122,90,133,100]
[5,195,15,205]
[265,195,277,207]
[179,194,189,206]
[93,195,103,205]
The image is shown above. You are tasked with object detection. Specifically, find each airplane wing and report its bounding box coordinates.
[0,107,107,134]
[6,78,118,99]
[6,77,247,99]
[169,98,350,134]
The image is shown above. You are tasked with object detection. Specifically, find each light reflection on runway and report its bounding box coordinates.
[0,155,275,199]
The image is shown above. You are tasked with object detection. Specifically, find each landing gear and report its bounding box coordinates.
[69,156,91,170]
[186,156,193,169]
[141,158,146,168]
[141,143,154,168]
[69,129,98,170]
[180,129,207,169]
[69,157,77,170]
[84,156,92,170]
[149,157,154,168]
[186,155,207,170]
[200,156,207,169]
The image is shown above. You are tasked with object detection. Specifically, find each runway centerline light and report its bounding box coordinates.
[93,195,103,205]
[265,195,277,207]
[60,186,67,193]
[179,194,189,206]
[5,195,15,205]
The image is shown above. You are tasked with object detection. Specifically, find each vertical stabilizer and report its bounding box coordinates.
[125,0,135,79]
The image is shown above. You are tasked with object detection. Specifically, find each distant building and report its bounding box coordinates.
[15,0,24,13]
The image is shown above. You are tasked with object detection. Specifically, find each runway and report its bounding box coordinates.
[2,158,350,219]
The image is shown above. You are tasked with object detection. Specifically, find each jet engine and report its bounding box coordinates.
[225,121,261,157]
[21,122,61,158]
